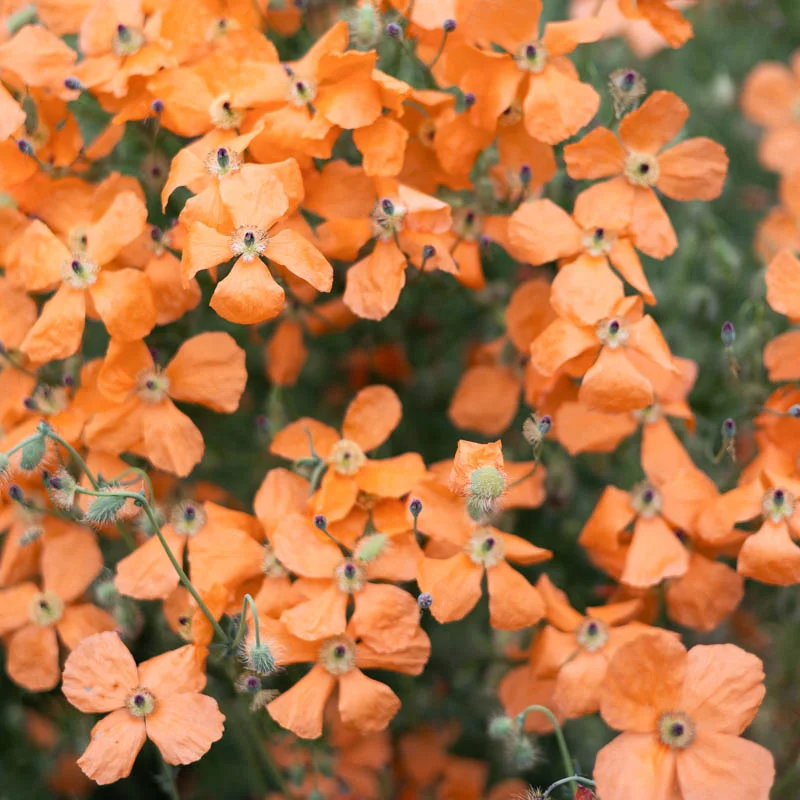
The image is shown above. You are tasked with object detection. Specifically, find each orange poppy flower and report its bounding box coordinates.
[270,385,425,523]
[594,634,774,799]
[508,189,657,322]
[0,546,115,691]
[755,172,800,262]
[446,0,606,144]
[84,332,247,476]
[162,583,229,646]
[8,196,154,364]
[0,24,78,95]
[62,632,224,785]
[74,0,177,99]
[182,168,332,324]
[697,470,800,585]
[531,295,677,413]
[533,575,670,718]
[741,52,800,174]
[268,511,421,650]
[114,499,263,599]
[764,249,800,381]
[564,90,728,258]
[264,617,430,739]
[579,455,719,589]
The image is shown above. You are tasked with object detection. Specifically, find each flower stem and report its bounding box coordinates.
[542,775,596,799]
[517,705,576,794]
[231,593,261,653]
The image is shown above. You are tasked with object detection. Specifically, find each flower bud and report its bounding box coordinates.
[609,68,646,116]
[721,418,736,438]
[409,497,423,517]
[488,714,518,740]
[346,2,383,50]
[46,468,78,510]
[17,139,33,155]
[790,404,800,418]
[8,484,24,502]
[422,244,436,260]
[506,734,539,770]
[464,92,476,108]
[386,22,403,39]
[467,466,505,520]
[720,321,735,347]
[443,18,456,32]
[354,533,387,563]
[519,164,532,186]
[151,99,165,114]
[418,592,433,610]
[19,435,46,472]
[84,493,127,527]
[64,76,83,91]
[242,640,278,676]
[314,514,328,531]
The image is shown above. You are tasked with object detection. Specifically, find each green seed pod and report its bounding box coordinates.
[19,435,46,472]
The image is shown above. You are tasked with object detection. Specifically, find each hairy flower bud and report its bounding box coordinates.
[84,493,127,527]
[19,435,46,472]
[467,466,506,520]
[242,640,278,676]
[354,533,387,563]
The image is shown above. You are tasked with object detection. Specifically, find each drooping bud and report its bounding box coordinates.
[506,734,539,770]
[8,484,24,502]
[345,1,383,50]
[488,714,519,740]
[242,640,278,676]
[19,435,46,472]
[721,418,736,438]
[17,139,34,156]
[522,412,551,449]
[45,468,78,510]
[314,514,328,531]
[84,492,127,527]
[609,68,646,117]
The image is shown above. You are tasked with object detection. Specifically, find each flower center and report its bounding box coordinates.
[631,482,662,519]
[204,146,242,179]
[170,501,207,536]
[453,208,483,241]
[624,151,660,188]
[125,687,156,717]
[29,591,64,626]
[67,227,89,254]
[465,528,506,567]
[657,710,696,749]
[286,77,318,107]
[334,559,367,594]
[762,486,796,523]
[371,197,407,240]
[230,225,269,261]
[575,617,610,652]
[176,613,193,640]
[515,40,548,73]
[319,635,357,676]
[418,118,436,147]
[633,403,662,425]
[582,226,617,257]
[111,23,145,56]
[596,317,629,349]
[262,544,288,577]
[209,94,244,129]
[135,368,171,404]
[328,439,367,476]
[207,16,239,40]
[61,254,99,289]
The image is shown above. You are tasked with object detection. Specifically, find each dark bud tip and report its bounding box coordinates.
[151,99,165,114]
[539,414,552,434]
[62,374,75,387]
[409,497,423,517]
[64,76,82,91]
[443,18,457,32]
[418,592,433,610]
[422,244,436,259]
[386,22,402,39]
[479,234,492,248]
[519,164,532,184]
[313,514,328,530]
[17,139,33,155]
[720,321,736,346]
[8,484,24,502]
[23,397,37,410]
[789,404,800,418]
[722,418,736,437]
[464,92,476,108]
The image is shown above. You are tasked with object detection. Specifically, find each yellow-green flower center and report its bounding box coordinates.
[29,591,64,626]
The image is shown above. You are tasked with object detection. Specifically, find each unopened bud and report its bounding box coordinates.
[17,139,33,155]
[386,22,402,39]
[488,714,518,740]
[720,321,735,347]
[19,435,46,472]
[346,2,382,50]
[46,468,78,509]
[609,68,646,117]
[443,18,456,32]
[8,484,24,502]
[151,98,164,114]
[409,497,422,517]
[418,592,433,610]
[574,788,595,800]
[721,418,736,438]
[506,734,539,770]
[314,514,328,531]
[519,164,532,186]
[422,244,436,259]
[789,404,800,418]
[84,492,127,527]
[64,76,83,91]
[243,640,278,676]
[354,533,387,563]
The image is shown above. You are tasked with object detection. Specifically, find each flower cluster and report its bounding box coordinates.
[0,0,790,798]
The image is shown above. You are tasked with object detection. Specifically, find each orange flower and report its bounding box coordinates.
[182,167,332,324]
[8,191,154,364]
[531,295,677,413]
[594,634,774,799]
[269,511,422,650]
[534,575,667,718]
[764,249,800,381]
[62,632,224,784]
[446,0,606,144]
[264,617,430,739]
[616,0,694,48]
[270,385,425,523]
[84,333,247,476]
[508,189,657,321]
[0,544,115,690]
[755,172,800,262]
[564,90,728,258]
[741,52,800,174]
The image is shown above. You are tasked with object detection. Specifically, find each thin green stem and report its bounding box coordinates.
[542,775,595,799]
[506,458,540,489]
[233,702,291,798]
[518,705,576,794]
[75,485,228,643]
[231,593,261,653]
[157,754,180,800]
[423,28,450,70]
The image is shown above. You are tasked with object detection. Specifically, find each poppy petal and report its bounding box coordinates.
[657,138,729,202]
[265,228,333,292]
[618,90,689,154]
[90,269,157,342]
[210,257,285,324]
[594,732,677,799]
[579,348,654,413]
[342,384,402,452]
[267,665,336,739]
[281,584,348,641]
[564,128,627,179]
[20,286,86,364]
[487,560,546,630]
[77,709,147,785]
[42,527,103,603]
[416,553,483,623]
[114,526,186,600]
[142,401,205,477]
[343,240,408,321]
[56,604,117,651]
[621,516,689,588]
[507,199,582,265]
[338,668,401,733]
[7,624,60,691]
